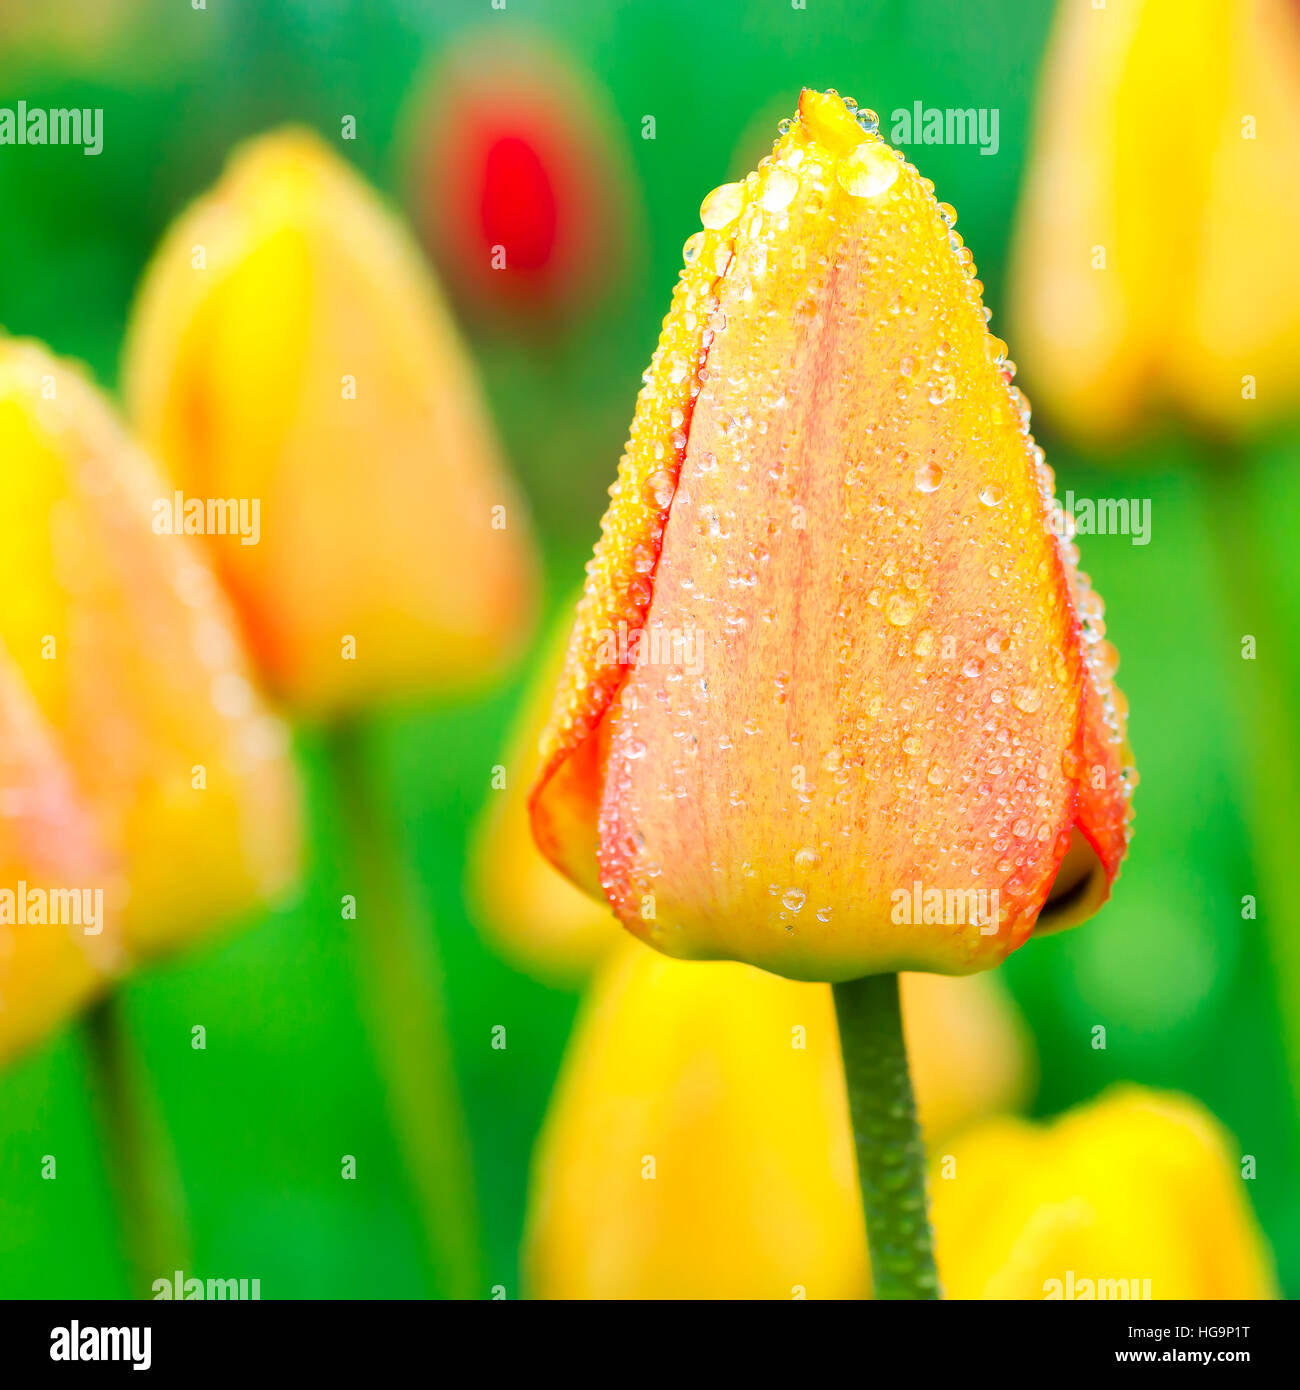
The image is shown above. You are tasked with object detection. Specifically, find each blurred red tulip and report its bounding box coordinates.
[406,32,635,322]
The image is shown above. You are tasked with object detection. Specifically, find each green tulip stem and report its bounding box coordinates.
[832,971,941,1300]
[85,995,191,1298]
[324,719,481,1299]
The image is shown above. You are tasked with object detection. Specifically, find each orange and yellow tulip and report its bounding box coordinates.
[0,639,122,1063]
[0,336,299,966]
[1010,0,1300,440]
[526,938,1031,1299]
[934,1087,1275,1300]
[530,89,1135,983]
[124,129,537,716]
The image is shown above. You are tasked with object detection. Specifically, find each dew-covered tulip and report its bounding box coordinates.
[526,938,1030,1298]
[124,129,537,716]
[469,598,618,984]
[406,32,633,321]
[1010,0,1300,440]
[0,641,123,1064]
[0,337,299,960]
[530,90,1135,983]
[932,1087,1276,1299]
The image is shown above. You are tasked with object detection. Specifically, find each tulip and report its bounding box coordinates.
[405,32,634,322]
[0,336,300,960]
[530,88,1135,985]
[529,85,1135,1299]
[123,128,537,717]
[933,1087,1276,1300]
[526,938,1030,1299]
[469,596,620,984]
[0,639,123,1065]
[1009,0,1300,440]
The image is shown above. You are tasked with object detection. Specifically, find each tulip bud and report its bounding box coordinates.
[531,90,1135,983]
[469,597,618,984]
[526,939,1030,1298]
[0,641,123,1063]
[0,336,299,959]
[1010,0,1300,440]
[124,129,538,716]
[405,32,634,323]
[932,1087,1276,1299]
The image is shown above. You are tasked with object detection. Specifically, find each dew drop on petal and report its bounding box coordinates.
[837,142,899,198]
[886,593,917,627]
[914,461,944,493]
[761,167,800,212]
[700,181,745,229]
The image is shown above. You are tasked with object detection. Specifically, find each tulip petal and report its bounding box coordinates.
[0,337,300,958]
[0,640,123,1063]
[469,596,620,983]
[1011,0,1300,438]
[532,92,1133,981]
[933,1087,1276,1299]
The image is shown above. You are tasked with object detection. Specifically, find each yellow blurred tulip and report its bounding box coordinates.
[469,598,618,985]
[525,939,1031,1298]
[1010,0,1300,440]
[933,1087,1276,1299]
[0,639,123,1063]
[124,128,538,716]
[0,336,299,962]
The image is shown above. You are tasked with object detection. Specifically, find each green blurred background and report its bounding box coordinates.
[1,0,1297,1298]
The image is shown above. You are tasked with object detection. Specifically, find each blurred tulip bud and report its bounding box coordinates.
[0,337,299,960]
[469,596,617,984]
[124,129,538,717]
[531,90,1134,983]
[526,939,1030,1298]
[932,1087,1276,1299]
[406,32,634,323]
[1011,0,1300,441]
[0,640,123,1064]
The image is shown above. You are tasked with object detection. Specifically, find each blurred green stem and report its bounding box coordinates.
[1204,453,1300,1118]
[85,995,190,1298]
[324,719,481,1299]
[833,972,941,1299]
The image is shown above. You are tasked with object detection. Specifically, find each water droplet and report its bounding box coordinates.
[886,593,917,626]
[854,107,880,135]
[782,887,807,912]
[682,231,705,264]
[837,142,899,198]
[761,167,799,211]
[978,483,1004,507]
[1012,684,1042,714]
[700,181,745,229]
[914,461,944,493]
[794,847,822,869]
